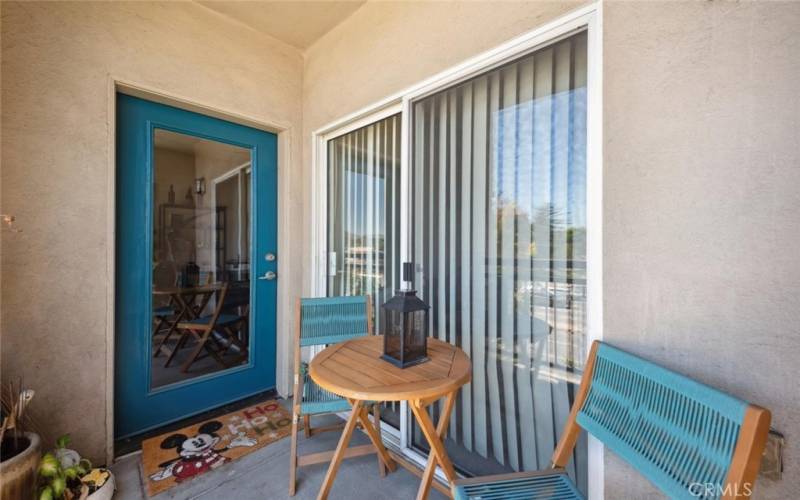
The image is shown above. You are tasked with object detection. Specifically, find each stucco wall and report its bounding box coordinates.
[603,2,800,498]
[1,1,304,462]
[303,1,800,499]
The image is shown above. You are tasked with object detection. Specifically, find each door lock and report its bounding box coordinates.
[265,253,276,262]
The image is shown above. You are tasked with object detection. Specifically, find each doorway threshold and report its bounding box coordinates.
[114,389,278,457]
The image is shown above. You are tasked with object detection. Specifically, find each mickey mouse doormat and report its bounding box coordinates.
[142,400,294,497]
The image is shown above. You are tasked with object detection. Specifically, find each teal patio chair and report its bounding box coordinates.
[453,341,771,500]
[288,295,385,496]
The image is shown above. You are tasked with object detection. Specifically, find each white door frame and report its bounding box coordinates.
[310,3,603,497]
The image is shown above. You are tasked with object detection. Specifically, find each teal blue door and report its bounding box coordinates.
[115,94,277,438]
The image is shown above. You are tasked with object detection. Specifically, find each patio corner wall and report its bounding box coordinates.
[0,1,305,463]
[603,1,800,497]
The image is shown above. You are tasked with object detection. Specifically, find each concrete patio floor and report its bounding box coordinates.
[110,407,447,500]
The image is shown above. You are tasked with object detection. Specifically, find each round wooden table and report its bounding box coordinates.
[309,335,471,500]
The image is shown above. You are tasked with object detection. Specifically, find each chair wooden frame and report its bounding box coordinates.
[154,286,216,364]
[151,264,180,357]
[168,282,249,373]
[153,270,216,360]
[288,296,386,497]
[453,340,772,500]
[152,301,177,354]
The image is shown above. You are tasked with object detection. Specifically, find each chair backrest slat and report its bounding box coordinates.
[577,343,750,499]
[299,296,370,347]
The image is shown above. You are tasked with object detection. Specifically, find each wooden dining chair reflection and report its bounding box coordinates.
[153,282,215,365]
[152,303,176,342]
[167,282,249,373]
[152,262,180,359]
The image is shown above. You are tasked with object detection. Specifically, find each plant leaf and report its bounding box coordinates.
[38,486,54,500]
[38,453,60,478]
[51,475,66,497]
[55,434,70,449]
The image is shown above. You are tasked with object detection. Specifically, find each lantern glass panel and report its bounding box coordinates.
[384,309,403,360]
[406,310,427,361]
[381,290,429,368]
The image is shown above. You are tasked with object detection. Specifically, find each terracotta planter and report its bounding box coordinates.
[1,432,42,500]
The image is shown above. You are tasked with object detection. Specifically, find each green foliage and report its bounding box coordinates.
[38,486,53,500]
[55,434,70,449]
[38,453,59,478]
[50,476,66,497]
[37,435,92,500]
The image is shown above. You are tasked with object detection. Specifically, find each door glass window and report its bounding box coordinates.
[410,31,589,492]
[151,129,252,389]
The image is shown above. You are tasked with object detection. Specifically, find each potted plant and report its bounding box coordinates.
[37,435,115,500]
[1,380,42,500]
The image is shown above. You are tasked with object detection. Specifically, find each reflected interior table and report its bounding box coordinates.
[309,335,472,500]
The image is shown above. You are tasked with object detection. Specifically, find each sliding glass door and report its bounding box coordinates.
[409,31,588,493]
[320,25,593,497]
[326,114,402,322]
[325,113,404,427]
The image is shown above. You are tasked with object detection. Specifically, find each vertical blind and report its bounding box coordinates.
[327,114,402,331]
[411,31,589,491]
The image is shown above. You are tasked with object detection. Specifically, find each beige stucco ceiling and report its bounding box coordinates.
[196,1,366,49]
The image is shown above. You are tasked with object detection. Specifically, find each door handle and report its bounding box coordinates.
[258,271,277,281]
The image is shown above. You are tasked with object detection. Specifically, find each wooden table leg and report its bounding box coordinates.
[374,404,386,477]
[411,392,458,500]
[354,402,397,473]
[317,400,363,500]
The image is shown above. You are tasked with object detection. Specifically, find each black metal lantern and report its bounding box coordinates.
[381,263,430,368]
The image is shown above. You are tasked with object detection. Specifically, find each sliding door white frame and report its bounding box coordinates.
[311,103,403,297]
[310,3,602,497]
